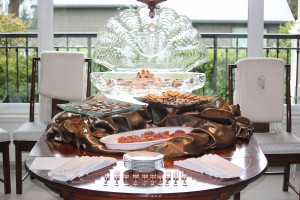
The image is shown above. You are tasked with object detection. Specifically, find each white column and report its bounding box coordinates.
[247,0,264,57]
[289,0,300,103]
[38,0,53,54]
[37,0,53,122]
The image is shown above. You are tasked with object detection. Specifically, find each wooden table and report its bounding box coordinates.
[25,134,267,200]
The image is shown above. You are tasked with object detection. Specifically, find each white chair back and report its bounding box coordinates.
[38,51,87,123]
[234,58,285,123]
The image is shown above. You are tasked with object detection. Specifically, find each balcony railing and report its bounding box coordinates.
[0,33,299,103]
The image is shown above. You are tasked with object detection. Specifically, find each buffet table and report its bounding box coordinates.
[23,2,268,199]
[25,133,267,200]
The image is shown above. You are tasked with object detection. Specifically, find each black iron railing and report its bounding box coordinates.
[0,33,299,103]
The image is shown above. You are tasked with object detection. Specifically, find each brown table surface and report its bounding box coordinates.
[25,134,267,200]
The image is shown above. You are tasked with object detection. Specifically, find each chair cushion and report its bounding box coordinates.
[12,122,47,141]
[0,128,10,142]
[254,132,300,154]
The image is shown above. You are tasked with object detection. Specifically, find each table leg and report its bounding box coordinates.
[219,192,232,200]
[234,192,240,200]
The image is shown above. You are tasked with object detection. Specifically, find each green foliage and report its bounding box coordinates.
[192,48,247,102]
[0,14,30,102]
[279,21,295,34]
[287,0,298,20]
[0,14,29,32]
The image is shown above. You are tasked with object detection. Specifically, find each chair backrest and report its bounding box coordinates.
[228,57,291,133]
[30,51,92,123]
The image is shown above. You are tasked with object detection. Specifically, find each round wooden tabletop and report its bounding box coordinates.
[25,134,267,200]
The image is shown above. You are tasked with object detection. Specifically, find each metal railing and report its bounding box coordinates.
[0,33,299,103]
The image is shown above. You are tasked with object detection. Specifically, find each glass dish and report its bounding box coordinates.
[57,95,144,118]
[134,94,219,109]
[93,6,208,72]
[90,71,206,97]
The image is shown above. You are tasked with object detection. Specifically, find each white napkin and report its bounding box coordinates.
[48,156,117,181]
[30,157,73,170]
[174,154,244,179]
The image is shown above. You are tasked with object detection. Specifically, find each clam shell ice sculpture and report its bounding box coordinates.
[93,6,208,72]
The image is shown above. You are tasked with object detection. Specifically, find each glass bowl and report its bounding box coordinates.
[90,71,206,97]
[93,6,208,72]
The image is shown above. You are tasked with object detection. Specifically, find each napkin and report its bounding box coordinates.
[48,156,117,181]
[30,157,73,170]
[174,154,244,179]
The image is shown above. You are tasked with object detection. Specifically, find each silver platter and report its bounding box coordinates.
[123,151,164,173]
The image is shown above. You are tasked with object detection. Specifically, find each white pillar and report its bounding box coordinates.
[37,0,53,122]
[38,0,53,54]
[289,0,300,103]
[247,0,264,57]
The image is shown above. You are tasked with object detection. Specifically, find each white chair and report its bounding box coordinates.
[229,57,300,198]
[12,51,91,194]
[0,128,11,194]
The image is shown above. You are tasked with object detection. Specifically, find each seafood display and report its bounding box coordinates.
[117,129,187,143]
[92,5,208,98]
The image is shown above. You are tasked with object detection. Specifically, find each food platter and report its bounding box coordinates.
[134,91,219,109]
[100,127,193,150]
[57,95,144,118]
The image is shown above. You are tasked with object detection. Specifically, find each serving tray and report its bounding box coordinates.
[100,127,193,150]
[134,92,218,109]
[58,95,144,118]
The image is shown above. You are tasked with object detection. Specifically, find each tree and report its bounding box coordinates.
[0,13,28,32]
[0,14,29,102]
[8,0,24,18]
[287,0,298,20]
